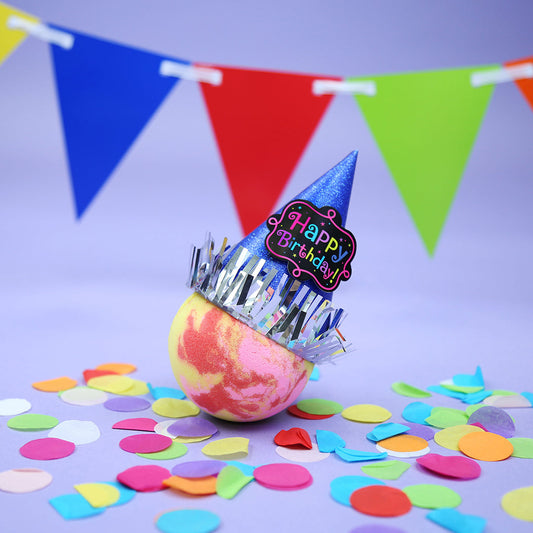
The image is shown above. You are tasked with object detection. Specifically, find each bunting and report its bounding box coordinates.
[197,64,340,235]
[49,25,188,218]
[0,1,38,66]
[0,2,531,254]
[350,66,496,255]
[506,56,533,111]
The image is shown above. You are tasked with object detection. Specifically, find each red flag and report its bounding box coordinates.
[197,64,339,234]
[505,56,533,111]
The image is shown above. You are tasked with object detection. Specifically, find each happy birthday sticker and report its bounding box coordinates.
[265,200,356,292]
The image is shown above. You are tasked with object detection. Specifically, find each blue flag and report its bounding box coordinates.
[49,25,189,218]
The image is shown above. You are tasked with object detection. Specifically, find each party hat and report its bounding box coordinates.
[186,152,358,363]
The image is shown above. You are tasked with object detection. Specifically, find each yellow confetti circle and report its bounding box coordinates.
[74,483,120,508]
[501,486,533,522]
[342,404,392,423]
[152,398,200,418]
[434,424,484,451]
[87,375,134,394]
[202,437,249,458]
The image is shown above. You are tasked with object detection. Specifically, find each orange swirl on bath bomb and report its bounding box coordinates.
[168,293,314,422]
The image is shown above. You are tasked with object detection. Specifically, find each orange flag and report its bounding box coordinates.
[505,56,533,111]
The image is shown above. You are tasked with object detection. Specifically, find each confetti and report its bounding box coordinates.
[137,441,188,460]
[0,468,52,493]
[274,427,312,449]
[119,379,150,396]
[104,396,151,412]
[254,463,312,491]
[0,398,31,416]
[335,447,388,463]
[366,422,410,442]
[276,442,330,463]
[467,406,515,437]
[8,413,59,431]
[403,483,461,509]
[48,420,101,445]
[171,460,227,478]
[350,485,412,517]
[453,366,484,388]
[112,417,158,432]
[309,366,320,381]
[95,362,136,374]
[119,434,173,454]
[330,475,385,506]
[49,493,105,519]
[216,465,254,499]
[424,407,468,429]
[360,460,410,480]
[163,475,217,495]
[316,429,346,452]
[87,374,135,394]
[287,404,334,420]
[20,437,75,460]
[147,383,186,400]
[101,481,136,506]
[483,394,531,408]
[156,509,220,533]
[152,398,200,418]
[434,424,484,451]
[416,453,481,479]
[167,417,218,438]
[202,437,249,458]
[342,404,392,423]
[116,465,171,492]
[59,386,108,406]
[458,431,514,461]
[427,508,487,533]
[508,437,533,459]
[32,376,77,392]
[375,434,429,458]
[391,381,431,398]
[82,369,118,383]
[501,486,533,522]
[403,422,435,441]
[74,482,120,508]
[440,379,484,394]
[402,402,433,425]
[224,461,256,476]
[297,398,343,416]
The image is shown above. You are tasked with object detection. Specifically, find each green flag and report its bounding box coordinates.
[350,66,496,255]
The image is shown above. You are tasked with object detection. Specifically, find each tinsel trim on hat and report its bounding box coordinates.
[187,234,351,364]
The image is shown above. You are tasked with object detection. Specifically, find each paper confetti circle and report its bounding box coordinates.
[0,468,53,493]
[416,453,481,479]
[201,437,249,458]
[402,402,433,425]
[74,482,120,508]
[166,417,218,438]
[330,475,385,506]
[20,437,76,460]
[59,386,109,406]
[32,376,77,392]
[403,483,461,509]
[96,362,136,374]
[434,424,484,451]
[424,407,468,428]
[458,431,514,461]
[104,396,151,412]
[163,475,217,495]
[8,413,59,431]
[297,398,343,416]
[427,508,487,533]
[156,509,221,533]
[87,374,135,394]
[467,405,515,437]
[275,442,330,463]
[391,381,431,398]
[376,434,429,458]
[254,463,312,491]
[342,404,392,423]
[274,427,312,449]
[216,465,254,499]
[48,420,101,445]
[287,404,334,420]
[112,417,158,432]
[171,460,227,478]
[360,460,411,480]
[509,437,533,459]
[102,481,136,506]
[501,486,533,522]
[49,493,105,519]
[119,434,173,454]
[152,398,200,418]
[117,465,171,492]
[350,485,412,517]
[0,398,31,416]
[136,441,188,460]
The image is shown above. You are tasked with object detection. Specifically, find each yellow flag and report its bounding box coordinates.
[0,2,39,66]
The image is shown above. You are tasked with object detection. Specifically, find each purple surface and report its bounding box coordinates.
[166,417,218,438]
[350,526,405,533]
[171,460,227,478]
[1,2,532,533]
[103,396,151,412]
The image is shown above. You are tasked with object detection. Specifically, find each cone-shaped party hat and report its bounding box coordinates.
[186,152,358,363]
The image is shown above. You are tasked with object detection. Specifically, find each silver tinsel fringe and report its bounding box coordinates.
[186,234,352,364]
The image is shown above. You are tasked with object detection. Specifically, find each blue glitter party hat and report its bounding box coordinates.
[186,152,358,363]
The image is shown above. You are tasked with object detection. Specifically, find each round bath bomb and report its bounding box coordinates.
[168,293,314,422]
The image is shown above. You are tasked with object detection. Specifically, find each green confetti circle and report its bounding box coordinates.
[509,438,533,459]
[403,483,462,509]
[392,382,431,398]
[7,413,59,431]
[136,441,187,460]
[297,398,343,416]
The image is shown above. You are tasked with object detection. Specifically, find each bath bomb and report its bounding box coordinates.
[169,292,314,422]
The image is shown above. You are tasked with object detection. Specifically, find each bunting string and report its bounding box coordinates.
[1,1,532,255]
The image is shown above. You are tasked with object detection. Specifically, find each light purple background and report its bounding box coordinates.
[1,1,532,532]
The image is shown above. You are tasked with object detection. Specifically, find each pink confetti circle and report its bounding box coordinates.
[116,465,171,492]
[416,453,481,479]
[119,433,172,454]
[254,463,312,491]
[20,438,76,460]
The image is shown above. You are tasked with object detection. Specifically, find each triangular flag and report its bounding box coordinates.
[0,2,39,66]
[350,66,496,255]
[505,56,533,111]
[49,25,189,218]
[197,64,340,235]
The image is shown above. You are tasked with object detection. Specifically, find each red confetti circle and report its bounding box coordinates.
[350,485,412,517]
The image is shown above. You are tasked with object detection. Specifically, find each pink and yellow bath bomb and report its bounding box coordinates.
[168,292,314,422]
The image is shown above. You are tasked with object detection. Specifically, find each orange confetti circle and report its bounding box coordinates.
[32,376,77,393]
[377,434,428,453]
[95,362,137,375]
[163,475,217,495]
[458,431,513,461]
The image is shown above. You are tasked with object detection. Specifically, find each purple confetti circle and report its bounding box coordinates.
[467,406,515,438]
[171,460,226,478]
[167,417,218,438]
[104,396,151,412]
[404,422,435,441]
